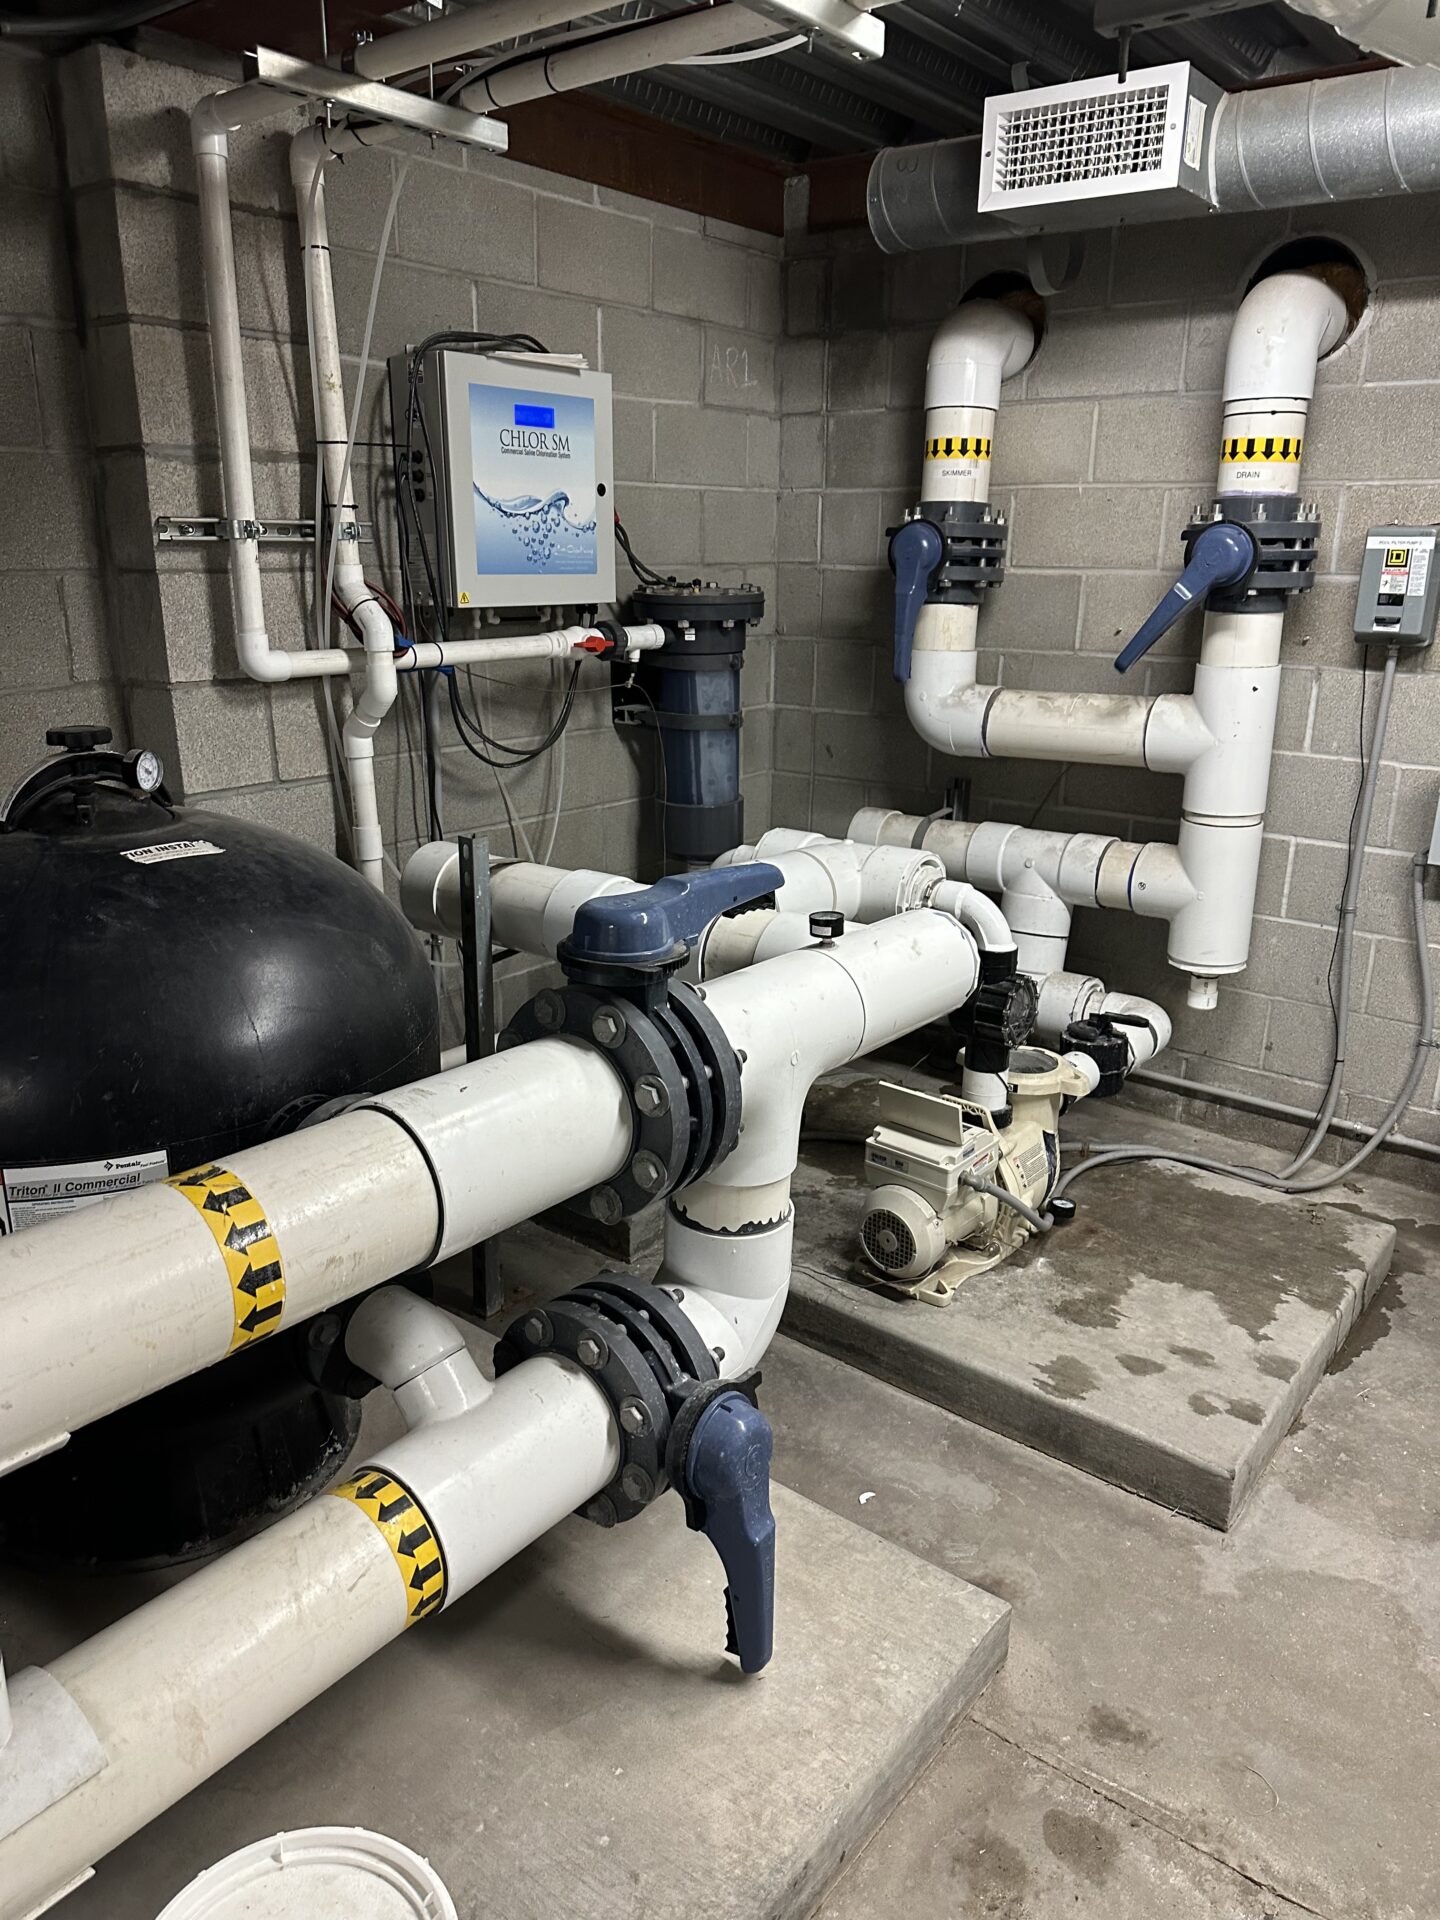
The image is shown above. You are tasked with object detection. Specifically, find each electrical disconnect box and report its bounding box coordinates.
[1354,526,1440,648]
[390,348,615,612]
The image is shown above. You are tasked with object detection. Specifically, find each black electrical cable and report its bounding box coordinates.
[616,672,669,870]
[614,510,669,587]
[446,664,583,771]
[1324,644,1374,1040]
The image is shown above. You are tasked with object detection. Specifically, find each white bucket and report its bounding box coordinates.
[156,1826,459,1920]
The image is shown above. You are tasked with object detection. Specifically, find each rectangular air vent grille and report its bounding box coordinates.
[993,82,1170,193]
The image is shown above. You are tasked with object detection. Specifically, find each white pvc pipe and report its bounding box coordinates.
[344,1286,493,1426]
[897,273,1345,1003]
[398,623,665,671]
[0,1042,632,1474]
[191,115,351,686]
[458,4,774,110]
[0,1354,619,1920]
[0,908,989,1917]
[292,129,399,888]
[351,0,607,79]
[714,831,945,919]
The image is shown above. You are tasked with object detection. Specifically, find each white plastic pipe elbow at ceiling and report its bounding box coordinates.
[0,912,978,1915]
[901,271,1347,1003]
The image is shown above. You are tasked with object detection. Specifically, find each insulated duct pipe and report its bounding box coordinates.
[0,911,978,1918]
[898,274,1346,1003]
[867,64,1440,254]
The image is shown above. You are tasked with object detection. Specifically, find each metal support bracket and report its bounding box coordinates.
[243,47,510,153]
[749,0,885,59]
[154,516,369,546]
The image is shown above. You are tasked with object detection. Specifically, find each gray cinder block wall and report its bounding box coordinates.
[28,38,780,1026]
[0,51,122,785]
[776,208,1440,1142]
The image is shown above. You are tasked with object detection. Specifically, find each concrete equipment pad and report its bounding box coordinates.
[785,1074,1396,1528]
[4,1468,1007,1920]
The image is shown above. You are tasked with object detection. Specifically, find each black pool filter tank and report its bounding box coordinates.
[614,581,764,863]
[0,727,440,1569]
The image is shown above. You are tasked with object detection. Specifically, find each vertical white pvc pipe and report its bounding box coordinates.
[191,116,350,684]
[1170,271,1347,1002]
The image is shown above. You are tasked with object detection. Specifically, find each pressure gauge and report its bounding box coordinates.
[128,748,164,794]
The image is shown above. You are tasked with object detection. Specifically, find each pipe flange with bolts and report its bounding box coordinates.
[494,1274,720,1524]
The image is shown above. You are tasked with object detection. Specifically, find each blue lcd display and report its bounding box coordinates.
[513,403,556,429]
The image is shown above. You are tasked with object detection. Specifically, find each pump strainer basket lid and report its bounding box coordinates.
[156,1826,458,1920]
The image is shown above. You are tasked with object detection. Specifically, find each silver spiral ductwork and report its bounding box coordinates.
[868,64,1440,253]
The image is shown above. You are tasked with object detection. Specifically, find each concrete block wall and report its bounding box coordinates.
[40,40,781,1027]
[776,208,1440,1141]
[0,49,121,791]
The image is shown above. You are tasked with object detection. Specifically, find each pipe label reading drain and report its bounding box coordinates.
[166,1162,286,1351]
[925,436,992,461]
[329,1468,448,1623]
[1220,436,1302,464]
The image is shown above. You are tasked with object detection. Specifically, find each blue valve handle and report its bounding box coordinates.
[684,1391,776,1674]
[565,862,784,970]
[889,519,944,685]
[1114,521,1256,674]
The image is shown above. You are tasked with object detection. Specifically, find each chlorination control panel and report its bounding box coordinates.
[1354,526,1439,648]
[390,349,615,612]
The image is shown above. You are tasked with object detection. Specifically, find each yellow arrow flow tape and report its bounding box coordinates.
[925,436,992,460]
[166,1162,286,1352]
[1221,436,1302,463]
[330,1468,448,1624]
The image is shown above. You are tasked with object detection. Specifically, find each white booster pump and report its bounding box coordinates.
[859,1047,1092,1306]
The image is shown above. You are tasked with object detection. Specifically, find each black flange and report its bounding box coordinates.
[972,971,1039,1050]
[889,499,1008,606]
[497,978,740,1223]
[1060,1015,1131,1098]
[1183,494,1320,613]
[494,1274,721,1524]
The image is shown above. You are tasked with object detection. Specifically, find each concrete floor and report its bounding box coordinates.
[770,1144,1440,1920]
[788,1082,1396,1527]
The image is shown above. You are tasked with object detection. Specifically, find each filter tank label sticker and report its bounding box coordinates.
[329,1467,448,1623]
[1220,436,1302,463]
[469,384,598,578]
[121,839,224,865]
[166,1162,285,1350]
[925,436,992,461]
[0,1149,168,1235]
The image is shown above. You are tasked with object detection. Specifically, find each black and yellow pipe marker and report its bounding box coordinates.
[329,1467,449,1623]
[165,1162,286,1352]
[1220,435,1303,463]
[925,435,992,460]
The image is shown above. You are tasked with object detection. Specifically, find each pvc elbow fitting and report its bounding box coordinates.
[925,299,1037,412]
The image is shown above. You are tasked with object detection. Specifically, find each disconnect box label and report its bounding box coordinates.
[0,1150,169,1234]
[469,384,598,578]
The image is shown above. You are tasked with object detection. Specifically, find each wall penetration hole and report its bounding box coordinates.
[961,268,1048,353]
[1248,237,1370,351]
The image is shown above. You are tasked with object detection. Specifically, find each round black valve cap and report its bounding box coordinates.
[809,910,845,942]
[46,725,113,752]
